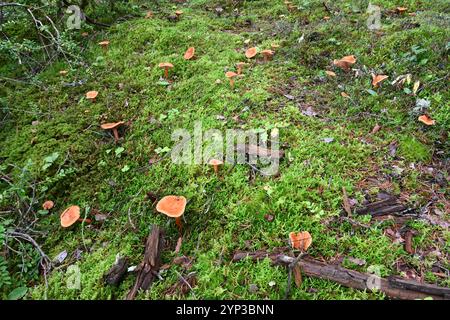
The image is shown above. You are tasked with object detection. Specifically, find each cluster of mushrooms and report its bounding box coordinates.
[330,54,436,126]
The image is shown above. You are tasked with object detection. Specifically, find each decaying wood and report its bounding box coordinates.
[236,144,284,160]
[232,249,449,300]
[104,257,129,286]
[355,196,409,216]
[126,225,164,300]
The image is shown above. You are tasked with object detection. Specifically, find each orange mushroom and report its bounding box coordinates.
[236,62,247,75]
[333,55,357,71]
[396,7,407,14]
[60,205,91,228]
[98,40,110,53]
[86,91,99,102]
[225,71,238,88]
[372,74,389,87]
[261,49,274,62]
[184,47,195,60]
[418,115,435,126]
[289,231,312,251]
[159,62,174,79]
[209,159,223,175]
[145,11,153,19]
[175,10,183,18]
[245,47,258,59]
[101,121,125,143]
[156,195,187,232]
[42,200,54,210]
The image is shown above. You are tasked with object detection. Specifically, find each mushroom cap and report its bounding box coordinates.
[98,40,110,46]
[225,71,238,78]
[175,10,183,15]
[60,205,80,228]
[101,121,125,130]
[159,62,174,68]
[289,231,312,251]
[325,70,336,77]
[184,47,195,60]
[245,47,258,59]
[418,115,435,126]
[236,62,247,67]
[333,55,357,70]
[59,70,69,75]
[372,74,389,87]
[209,159,223,166]
[42,200,54,210]
[261,49,274,56]
[81,32,89,37]
[397,7,407,12]
[145,11,153,19]
[86,91,99,99]
[156,196,187,218]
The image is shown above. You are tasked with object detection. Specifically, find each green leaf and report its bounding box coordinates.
[115,147,125,156]
[8,287,28,300]
[366,89,377,96]
[121,165,130,173]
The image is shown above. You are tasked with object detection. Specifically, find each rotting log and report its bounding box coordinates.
[104,257,129,286]
[232,249,449,300]
[126,225,164,300]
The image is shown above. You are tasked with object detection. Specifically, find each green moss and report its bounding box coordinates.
[398,136,432,163]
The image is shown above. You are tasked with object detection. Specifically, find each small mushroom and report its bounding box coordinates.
[261,49,274,63]
[418,115,435,126]
[42,200,54,210]
[184,47,195,60]
[225,71,238,88]
[59,70,69,76]
[236,62,247,75]
[208,159,223,175]
[372,74,389,87]
[175,10,183,18]
[396,7,407,14]
[86,91,99,103]
[333,55,357,71]
[159,62,174,79]
[145,11,153,19]
[156,195,187,232]
[81,32,89,37]
[245,47,258,59]
[289,231,312,251]
[101,121,125,143]
[60,205,91,228]
[98,40,110,53]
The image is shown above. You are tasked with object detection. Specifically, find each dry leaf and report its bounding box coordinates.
[293,264,302,287]
[175,236,183,254]
[342,187,352,216]
[371,123,381,134]
[413,81,420,95]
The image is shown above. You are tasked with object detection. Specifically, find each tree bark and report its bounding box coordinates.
[126,225,164,300]
[232,249,449,300]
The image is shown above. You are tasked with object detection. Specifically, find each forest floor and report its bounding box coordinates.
[0,0,449,299]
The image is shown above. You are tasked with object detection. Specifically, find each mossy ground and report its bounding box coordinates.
[0,0,448,300]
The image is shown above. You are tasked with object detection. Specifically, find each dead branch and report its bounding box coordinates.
[232,248,450,300]
[126,225,164,300]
